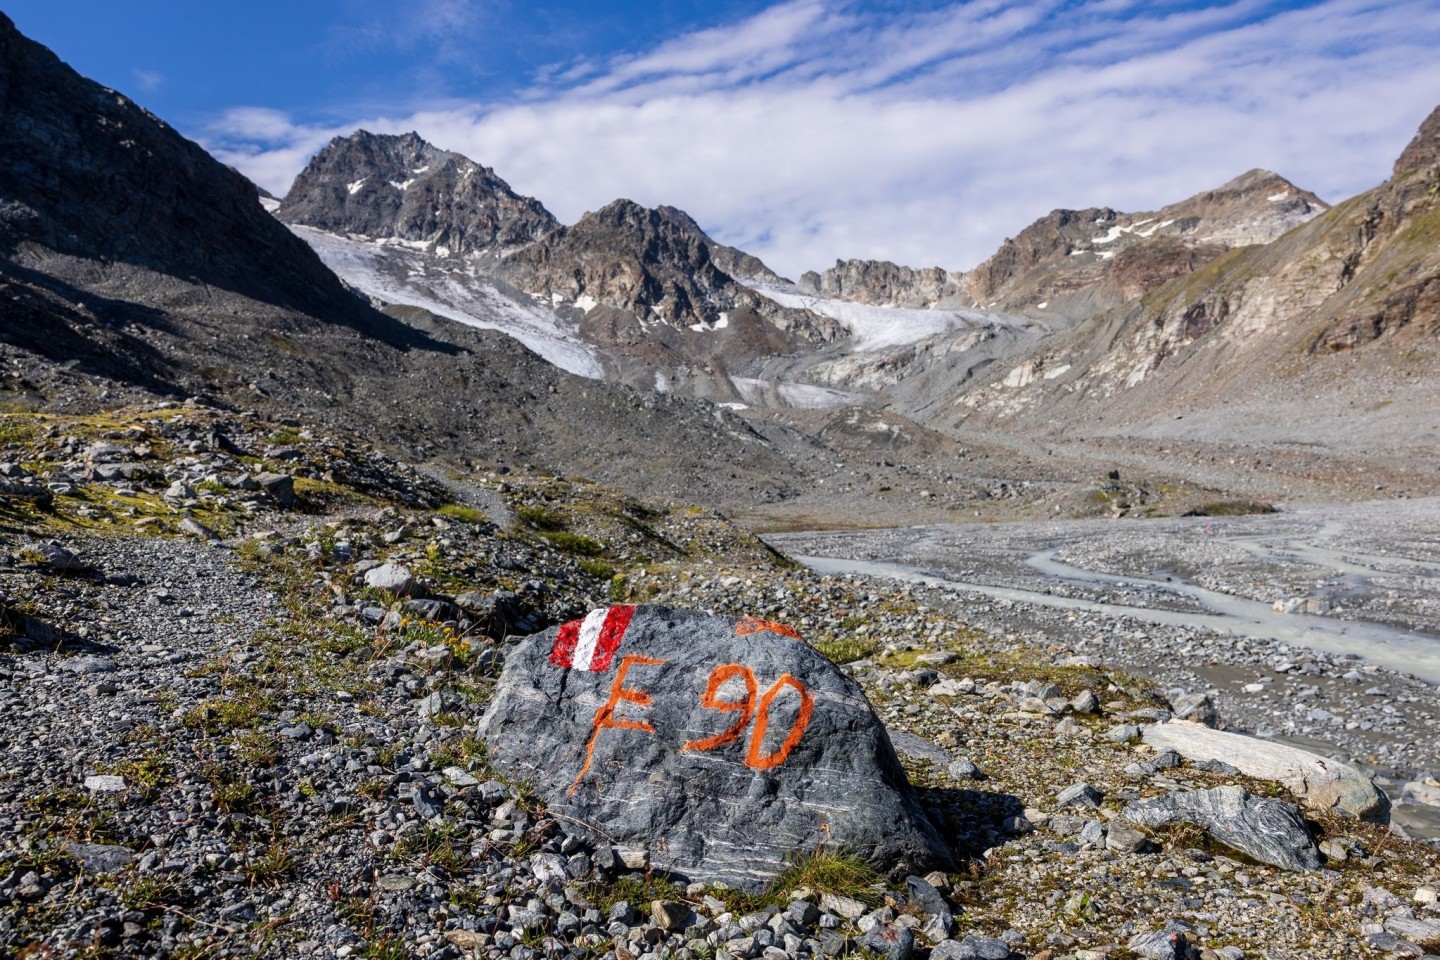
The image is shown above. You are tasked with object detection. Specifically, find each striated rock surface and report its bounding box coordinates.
[1142,721,1389,822]
[1122,785,1322,871]
[797,259,965,308]
[277,130,558,254]
[477,604,953,890]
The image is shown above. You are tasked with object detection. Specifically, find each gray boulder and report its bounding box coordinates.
[1141,721,1388,822]
[1122,785,1321,871]
[930,935,1011,960]
[1128,928,1202,960]
[364,562,418,597]
[1169,692,1221,728]
[477,605,953,890]
[255,472,298,507]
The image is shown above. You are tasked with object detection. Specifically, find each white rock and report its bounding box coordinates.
[84,775,126,793]
[364,562,417,596]
[1142,722,1389,821]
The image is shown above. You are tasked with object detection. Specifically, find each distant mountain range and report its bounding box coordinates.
[4,9,1440,514]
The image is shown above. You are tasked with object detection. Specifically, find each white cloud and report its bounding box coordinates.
[132,69,164,93]
[205,0,1440,280]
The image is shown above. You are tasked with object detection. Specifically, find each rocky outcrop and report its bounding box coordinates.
[1122,785,1322,871]
[477,604,953,890]
[277,130,558,254]
[964,170,1327,317]
[1142,722,1389,821]
[497,199,841,347]
[1394,105,1440,178]
[797,259,964,308]
[0,11,366,321]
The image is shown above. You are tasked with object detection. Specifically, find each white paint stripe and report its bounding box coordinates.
[571,608,610,671]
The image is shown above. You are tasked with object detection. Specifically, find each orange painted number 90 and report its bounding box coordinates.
[683,663,814,770]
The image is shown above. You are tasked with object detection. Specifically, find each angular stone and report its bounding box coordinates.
[930,935,1011,960]
[1122,785,1322,871]
[652,900,693,932]
[477,605,953,891]
[890,731,949,765]
[820,893,868,920]
[63,841,133,874]
[1128,928,1201,960]
[530,853,568,885]
[1056,783,1104,809]
[860,923,913,960]
[1384,916,1440,942]
[365,562,417,596]
[255,472,298,507]
[83,774,126,793]
[1170,692,1220,728]
[1141,722,1389,821]
[1105,819,1150,854]
[179,517,218,540]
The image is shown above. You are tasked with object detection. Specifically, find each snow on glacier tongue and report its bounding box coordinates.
[291,226,604,379]
[745,283,1016,352]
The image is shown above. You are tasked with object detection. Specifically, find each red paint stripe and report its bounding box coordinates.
[589,605,636,672]
[549,618,581,668]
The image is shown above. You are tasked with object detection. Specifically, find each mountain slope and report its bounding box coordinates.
[940,107,1440,458]
[277,130,558,254]
[964,170,1328,320]
[0,13,836,507]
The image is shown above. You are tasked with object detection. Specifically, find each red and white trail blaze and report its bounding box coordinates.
[549,605,636,672]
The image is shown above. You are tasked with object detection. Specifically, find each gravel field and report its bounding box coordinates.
[2,403,1439,959]
[767,499,1440,840]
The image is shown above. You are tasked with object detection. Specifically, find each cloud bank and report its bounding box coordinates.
[205,0,1440,280]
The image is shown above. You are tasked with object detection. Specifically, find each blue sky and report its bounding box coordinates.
[8,1,1440,279]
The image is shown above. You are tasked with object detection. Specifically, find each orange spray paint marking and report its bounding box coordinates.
[682,663,758,752]
[568,654,669,796]
[735,616,803,641]
[746,673,815,770]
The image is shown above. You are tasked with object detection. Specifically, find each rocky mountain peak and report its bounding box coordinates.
[964,170,1327,316]
[1394,105,1440,178]
[277,129,558,255]
[497,197,839,353]
[798,259,965,308]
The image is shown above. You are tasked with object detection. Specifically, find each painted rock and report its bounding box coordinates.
[477,604,953,890]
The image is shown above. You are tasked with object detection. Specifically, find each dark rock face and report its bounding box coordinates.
[1394,105,1440,178]
[798,259,964,308]
[0,12,362,320]
[278,131,558,254]
[1122,785,1321,871]
[477,605,953,890]
[498,200,841,347]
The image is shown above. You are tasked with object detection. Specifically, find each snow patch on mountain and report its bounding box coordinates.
[746,283,1019,352]
[292,226,604,379]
